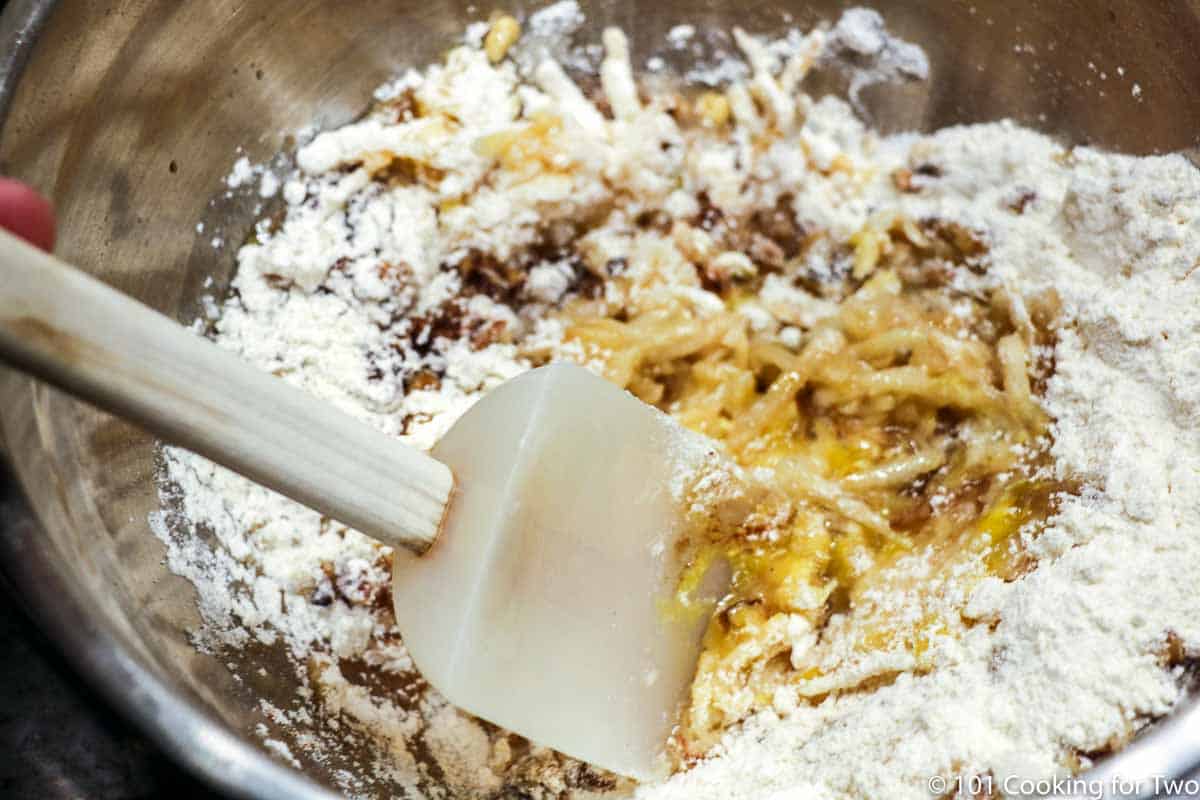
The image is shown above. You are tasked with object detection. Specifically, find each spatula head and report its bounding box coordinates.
[391,364,728,780]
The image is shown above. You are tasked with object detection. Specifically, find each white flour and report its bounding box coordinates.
[154,8,1200,799]
[637,135,1200,800]
[821,7,929,107]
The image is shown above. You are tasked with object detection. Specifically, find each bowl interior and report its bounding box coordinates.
[2,0,1200,797]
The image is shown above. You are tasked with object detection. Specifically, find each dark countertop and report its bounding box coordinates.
[0,575,223,800]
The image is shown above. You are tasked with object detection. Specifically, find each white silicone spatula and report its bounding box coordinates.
[0,228,729,780]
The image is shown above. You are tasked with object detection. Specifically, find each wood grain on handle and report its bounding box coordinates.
[0,228,452,555]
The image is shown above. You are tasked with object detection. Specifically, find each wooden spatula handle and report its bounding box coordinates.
[0,228,451,554]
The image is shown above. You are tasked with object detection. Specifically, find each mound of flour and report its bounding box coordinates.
[641,136,1200,799]
[154,7,1200,799]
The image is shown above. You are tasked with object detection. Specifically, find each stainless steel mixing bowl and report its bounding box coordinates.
[2,1,1200,798]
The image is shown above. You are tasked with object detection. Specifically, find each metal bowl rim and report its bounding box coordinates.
[1,2,1199,798]
[0,3,335,798]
